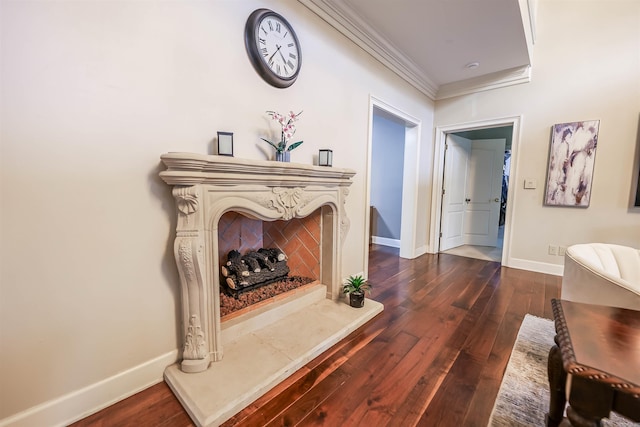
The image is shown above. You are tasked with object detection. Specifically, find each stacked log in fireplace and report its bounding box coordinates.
[221,248,289,296]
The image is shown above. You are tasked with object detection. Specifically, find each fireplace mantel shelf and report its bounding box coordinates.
[160,152,355,187]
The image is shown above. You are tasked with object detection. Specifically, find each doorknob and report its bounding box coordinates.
[494,198,500,202]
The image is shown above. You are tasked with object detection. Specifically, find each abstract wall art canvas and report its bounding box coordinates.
[544,120,600,207]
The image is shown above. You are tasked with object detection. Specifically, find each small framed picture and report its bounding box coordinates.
[318,149,333,166]
[217,132,234,156]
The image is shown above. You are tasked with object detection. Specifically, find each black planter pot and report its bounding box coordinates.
[349,291,365,308]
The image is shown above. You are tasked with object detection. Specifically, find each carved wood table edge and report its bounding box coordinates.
[546,298,640,427]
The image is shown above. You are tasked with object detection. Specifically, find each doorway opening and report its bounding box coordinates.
[429,116,522,267]
[364,96,422,275]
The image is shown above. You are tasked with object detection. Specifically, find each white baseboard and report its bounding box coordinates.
[505,257,564,276]
[413,245,428,258]
[0,350,179,427]
[371,236,400,248]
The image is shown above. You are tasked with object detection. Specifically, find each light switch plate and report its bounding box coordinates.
[524,179,537,189]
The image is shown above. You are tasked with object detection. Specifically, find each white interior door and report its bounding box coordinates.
[440,135,471,251]
[464,139,506,246]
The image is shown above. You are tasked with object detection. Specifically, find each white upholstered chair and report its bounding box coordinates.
[561,243,640,311]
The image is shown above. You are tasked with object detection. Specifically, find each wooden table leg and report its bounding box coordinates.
[565,406,600,427]
[546,339,567,427]
[565,375,612,427]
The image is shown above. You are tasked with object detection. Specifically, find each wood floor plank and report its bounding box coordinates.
[223,324,385,426]
[70,382,193,427]
[72,247,561,427]
[340,325,449,425]
[416,350,484,426]
[452,261,501,310]
[387,343,462,427]
[293,330,420,426]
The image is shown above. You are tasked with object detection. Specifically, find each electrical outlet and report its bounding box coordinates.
[558,246,567,256]
[548,245,558,255]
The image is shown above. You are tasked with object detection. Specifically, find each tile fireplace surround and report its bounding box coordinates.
[160,153,383,426]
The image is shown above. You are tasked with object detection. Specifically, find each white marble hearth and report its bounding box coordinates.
[164,284,382,427]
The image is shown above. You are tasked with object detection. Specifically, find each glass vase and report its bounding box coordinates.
[275,151,290,162]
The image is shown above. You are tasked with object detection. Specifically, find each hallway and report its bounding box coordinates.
[441,225,504,262]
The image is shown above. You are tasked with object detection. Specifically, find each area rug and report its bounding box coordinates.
[488,314,638,427]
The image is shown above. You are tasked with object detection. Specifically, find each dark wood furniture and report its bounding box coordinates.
[547,299,640,427]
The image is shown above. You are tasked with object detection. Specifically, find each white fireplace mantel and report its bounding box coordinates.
[160,153,356,373]
[161,152,356,186]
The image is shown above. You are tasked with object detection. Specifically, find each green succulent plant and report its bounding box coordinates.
[342,274,372,295]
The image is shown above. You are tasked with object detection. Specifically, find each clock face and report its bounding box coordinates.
[245,9,302,88]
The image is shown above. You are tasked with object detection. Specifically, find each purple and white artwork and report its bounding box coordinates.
[544,120,600,207]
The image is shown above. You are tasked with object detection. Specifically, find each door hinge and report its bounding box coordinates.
[442,188,446,195]
[439,232,443,238]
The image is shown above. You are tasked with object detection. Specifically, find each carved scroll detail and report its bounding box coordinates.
[173,186,199,216]
[183,315,207,360]
[272,188,305,220]
[178,239,195,282]
[252,188,313,220]
[340,188,351,245]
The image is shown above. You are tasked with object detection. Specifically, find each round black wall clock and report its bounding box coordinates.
[245,8,302,88]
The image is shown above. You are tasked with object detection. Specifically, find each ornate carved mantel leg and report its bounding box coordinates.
[172,185,219,373]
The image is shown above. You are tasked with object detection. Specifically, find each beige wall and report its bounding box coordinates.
[0,0,434,423]
[435,0,640,268]
[3,0,639,424]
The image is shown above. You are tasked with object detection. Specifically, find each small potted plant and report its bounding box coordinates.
[342,274,371,308]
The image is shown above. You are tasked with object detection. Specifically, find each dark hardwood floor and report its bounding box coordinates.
[71,245,561,427]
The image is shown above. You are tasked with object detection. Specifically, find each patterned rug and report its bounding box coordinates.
[488,314,639,427]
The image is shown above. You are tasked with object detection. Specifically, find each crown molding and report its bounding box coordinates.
[436,65,532,100]
[298,0,439,99]
[299,0,534,101]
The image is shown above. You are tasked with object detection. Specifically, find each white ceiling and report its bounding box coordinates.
[299,0,536,100]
